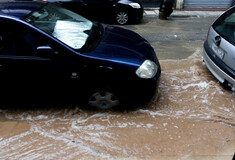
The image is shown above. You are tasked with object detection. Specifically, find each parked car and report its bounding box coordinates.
[0,1,161,109]
[5,0,144,25]
[15,0,144,25]
[203,6,235,91]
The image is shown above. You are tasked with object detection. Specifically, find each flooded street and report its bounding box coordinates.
[0,16,234,159]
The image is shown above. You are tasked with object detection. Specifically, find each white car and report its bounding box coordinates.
[203,6,235,91]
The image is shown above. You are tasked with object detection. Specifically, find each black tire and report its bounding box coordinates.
[88,90,121,110]
[221,80,233,91]
[159,11,167,20]
[115,11,129,25]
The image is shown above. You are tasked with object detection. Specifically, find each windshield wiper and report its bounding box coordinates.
[80,22,103,53]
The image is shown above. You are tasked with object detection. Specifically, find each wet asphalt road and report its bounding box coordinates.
[122,16,217,60]
[0,15,234,160]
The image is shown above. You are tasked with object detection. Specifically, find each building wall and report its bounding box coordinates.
[184,0,233,8]
[141,0,234,9]
[140,0,162,8]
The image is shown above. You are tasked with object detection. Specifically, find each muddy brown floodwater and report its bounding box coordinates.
[0,50,234,160]
[0,17,235,159]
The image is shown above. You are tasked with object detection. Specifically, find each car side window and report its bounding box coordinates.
[0,24,40,56]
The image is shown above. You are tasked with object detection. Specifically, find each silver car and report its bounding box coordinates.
[203,6,235,91]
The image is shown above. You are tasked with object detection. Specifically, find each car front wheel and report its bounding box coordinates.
[88,91,120,110]
[115,11,129,25]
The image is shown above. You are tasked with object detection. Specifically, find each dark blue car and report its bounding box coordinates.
[0,1,161,109]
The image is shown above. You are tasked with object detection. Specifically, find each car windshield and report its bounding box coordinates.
[213,7,235,45]
[23,3,93,50]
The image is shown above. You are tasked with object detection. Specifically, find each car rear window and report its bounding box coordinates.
[213,7,235,45]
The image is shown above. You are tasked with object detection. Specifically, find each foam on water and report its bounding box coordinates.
[0,52,234,159]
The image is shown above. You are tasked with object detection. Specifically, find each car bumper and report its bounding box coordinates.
[121,79,159,106]
[203,41,235,91]
[129,8,143,22]
[124,68,161,105]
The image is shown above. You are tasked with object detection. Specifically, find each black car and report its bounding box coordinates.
[0,1,161,109]
[45,0,144,25]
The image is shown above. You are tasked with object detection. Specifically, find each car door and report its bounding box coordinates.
[0,20,66,101]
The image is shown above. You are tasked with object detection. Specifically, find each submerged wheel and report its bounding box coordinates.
[116,11,129,25]
[88,91,120,110]
[159,11,167,20]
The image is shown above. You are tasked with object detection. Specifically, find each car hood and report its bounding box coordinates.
[88,25,158,66]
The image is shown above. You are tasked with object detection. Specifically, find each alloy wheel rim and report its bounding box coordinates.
[88,91,119,109]
[116,12,128,24]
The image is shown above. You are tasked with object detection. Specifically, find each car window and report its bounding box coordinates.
[0,26,37,56]
[213,7,235,45]
[23,3,93,50]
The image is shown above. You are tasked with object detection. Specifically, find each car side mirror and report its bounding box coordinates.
[36,46,55,58]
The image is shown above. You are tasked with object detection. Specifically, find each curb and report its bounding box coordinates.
[144,8,225,17]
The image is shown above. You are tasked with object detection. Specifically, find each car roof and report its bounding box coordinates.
[0,1,46,19]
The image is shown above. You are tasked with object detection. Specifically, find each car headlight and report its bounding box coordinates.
[129,3,141,9]
[136,60,158,79]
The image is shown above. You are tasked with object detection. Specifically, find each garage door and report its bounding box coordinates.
[141,0,162,7]
[184,0,233,8]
